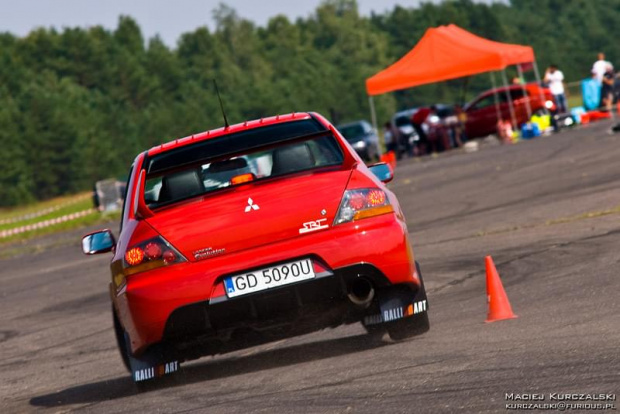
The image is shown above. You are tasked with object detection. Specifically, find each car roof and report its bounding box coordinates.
[147,112,314,157]
[464,83,547,110]
[478,83,542,96]
[393,108,418,119]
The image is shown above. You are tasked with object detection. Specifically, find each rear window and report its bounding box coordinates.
[469,93,507,110]
[144,120,344,207]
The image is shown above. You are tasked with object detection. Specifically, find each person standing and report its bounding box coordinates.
[411,107,431,156]
[592,53,611,84]
[545,65,568,114]
[601,64,615,112]
[454,105,468,145]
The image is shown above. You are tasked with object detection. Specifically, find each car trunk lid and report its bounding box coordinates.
[145,168,351,262]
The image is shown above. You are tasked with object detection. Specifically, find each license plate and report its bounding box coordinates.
[224,258,315,298]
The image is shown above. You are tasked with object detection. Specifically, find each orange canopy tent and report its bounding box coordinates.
[365,24,539,133]
[441,25,534,69]
[366,24,535,96]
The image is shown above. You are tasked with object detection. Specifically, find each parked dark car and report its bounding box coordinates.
[337,120,381,162]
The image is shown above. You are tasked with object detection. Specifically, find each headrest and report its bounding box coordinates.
[159,170,204,202]
[271,143,315,176]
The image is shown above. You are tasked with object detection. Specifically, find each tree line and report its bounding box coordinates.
[1,0,618,206]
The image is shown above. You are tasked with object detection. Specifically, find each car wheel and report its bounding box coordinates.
[386,311,430,341]
[113,307,131,372]
[362,321,387,341]
[134,374,182,393]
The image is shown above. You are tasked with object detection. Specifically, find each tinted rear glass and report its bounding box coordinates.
[148,119,326,175]
[144,120,344,207]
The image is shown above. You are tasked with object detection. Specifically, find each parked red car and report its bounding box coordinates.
[82,112,429,385]
[464,83,555,138]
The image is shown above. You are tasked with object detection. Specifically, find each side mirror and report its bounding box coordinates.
[368,162,394,183]
[82,229,116,255]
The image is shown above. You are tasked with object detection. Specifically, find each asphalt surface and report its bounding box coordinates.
[2,121,619,413]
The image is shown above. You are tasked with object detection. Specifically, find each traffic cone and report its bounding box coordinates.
[387,150,397,169]
[380,151,397,169]
[485,256,518,323]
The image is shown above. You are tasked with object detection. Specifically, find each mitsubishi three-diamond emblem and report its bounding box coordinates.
[245,197,260,213]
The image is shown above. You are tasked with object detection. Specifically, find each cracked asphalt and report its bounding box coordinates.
[1,121,619,413]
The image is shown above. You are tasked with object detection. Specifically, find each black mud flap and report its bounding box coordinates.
[362,262,429,327]
[125,333,181,383]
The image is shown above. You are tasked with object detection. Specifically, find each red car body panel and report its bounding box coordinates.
[102,112,422,357]
[464,84,555,138]
[118,212,416,354]
[145,168,352,262]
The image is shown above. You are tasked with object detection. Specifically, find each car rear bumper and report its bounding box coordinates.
[160,262,420,360]
[115,213,418,355]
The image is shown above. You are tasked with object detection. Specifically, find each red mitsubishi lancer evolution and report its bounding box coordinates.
[82,112,429,384]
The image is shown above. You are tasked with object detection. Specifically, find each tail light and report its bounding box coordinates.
[334,188,394,225]
[123,236,186,275]
[230,173,256,185]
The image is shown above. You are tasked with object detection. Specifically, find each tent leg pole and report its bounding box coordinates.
[368,95,378,135]
[368,95,384,155]
[368,95,381,154]
[490,71,502,122]
[501,69,518,131]
[532,59,547,113]
[517,64,532,120]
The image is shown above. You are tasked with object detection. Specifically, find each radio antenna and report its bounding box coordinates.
[213,79,229,128]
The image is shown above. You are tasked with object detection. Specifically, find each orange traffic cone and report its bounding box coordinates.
[389,151,397,169]
[380,151,397,169]
[485,256,518,323]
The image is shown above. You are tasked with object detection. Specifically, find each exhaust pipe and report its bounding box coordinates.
[347,278,375,308]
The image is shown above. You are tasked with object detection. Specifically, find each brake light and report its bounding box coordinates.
[349,193,366,210]
[334,188,394,225]
[163,250,177,263]
[366,189,386,206]
[123,236,186,275]
[144,242,162,260]
[125,248,145,266]
[230,173,256,185]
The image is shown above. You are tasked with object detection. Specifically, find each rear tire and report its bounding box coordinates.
[113,307,131,372]
[387,311,430,341]
[362,322,387,342]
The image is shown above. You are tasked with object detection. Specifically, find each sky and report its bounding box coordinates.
[0,0,493,47]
